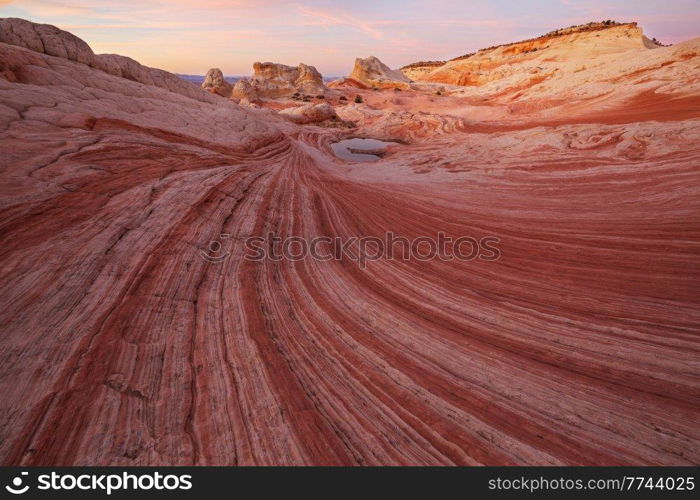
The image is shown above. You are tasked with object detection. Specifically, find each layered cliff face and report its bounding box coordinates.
[400,61,444,81]
[1,18,700,467]
[349,55,411,89]
[407,22,662,88]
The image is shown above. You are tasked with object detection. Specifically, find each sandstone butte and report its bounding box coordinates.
[0,16,699,466]
[201,67,232,97]
[229,61,327,100]
[347,55,411,89]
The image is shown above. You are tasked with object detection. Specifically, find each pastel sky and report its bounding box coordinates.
[1,0,699,76]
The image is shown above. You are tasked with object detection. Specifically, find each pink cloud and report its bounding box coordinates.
[297,5,385,40]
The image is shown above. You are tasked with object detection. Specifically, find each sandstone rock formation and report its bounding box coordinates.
[349,56,411,89]
[238,61,327,98]
[0,17,209,101]
[278,102,337,124]
[1,18,700,467]
[0,16,93,63]
[328,76,370,90]
[201,67,232,97]
[229,78,260,107]
[407,22,663,88]
[400,60,445,81]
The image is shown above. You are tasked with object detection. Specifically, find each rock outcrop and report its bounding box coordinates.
[236,61,327,98]
[230,78,260,106]
[349,56,411,89]
[0,16,93,64]
[400,61,445,81]
[409,22,663,88]
[278,102,337,124]
[0,17,209,101]
[328,77,370,90]
[201,68,232,97]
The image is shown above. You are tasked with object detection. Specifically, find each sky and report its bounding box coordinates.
[1,0,699,76]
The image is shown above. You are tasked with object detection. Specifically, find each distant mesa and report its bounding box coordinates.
[348,56,411,89]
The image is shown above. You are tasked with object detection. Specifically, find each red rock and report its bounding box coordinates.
[0,19,699,466]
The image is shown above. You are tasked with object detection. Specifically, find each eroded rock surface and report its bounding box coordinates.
[349,55,411,89]
[241,61,327,98]
[1,19,700,467]
[0,17,211,102]
[230,78,260,104]
[407,22,664,89]
[201,68,232,97]
[328,76,370,90]
[279,102,337,124]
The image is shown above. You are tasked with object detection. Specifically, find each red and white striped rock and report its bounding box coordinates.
[0,19,699,466]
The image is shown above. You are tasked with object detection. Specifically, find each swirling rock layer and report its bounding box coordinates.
[1,20,699,466]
